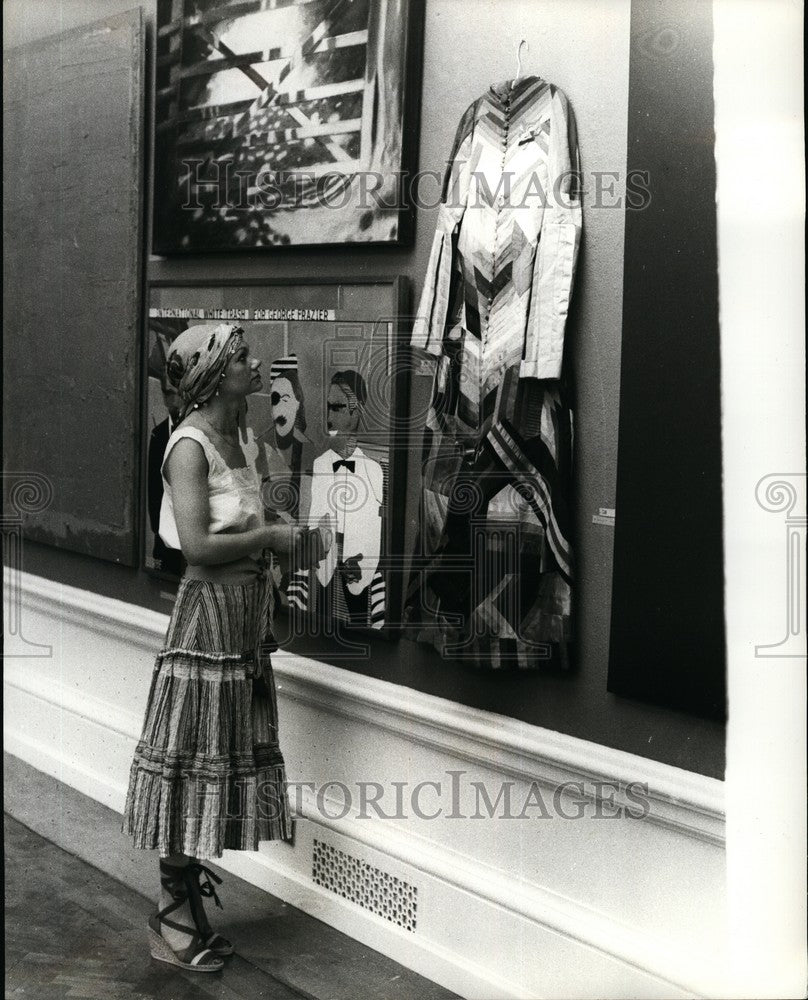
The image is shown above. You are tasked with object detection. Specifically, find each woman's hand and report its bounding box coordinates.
[279,524,332,569]
[262,523,301,554]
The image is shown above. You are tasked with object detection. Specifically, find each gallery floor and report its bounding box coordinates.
[4,754,456,1000]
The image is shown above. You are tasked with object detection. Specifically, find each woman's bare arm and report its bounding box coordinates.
[165,438,297,565]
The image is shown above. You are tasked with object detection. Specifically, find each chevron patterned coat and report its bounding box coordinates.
[407,75,581,669]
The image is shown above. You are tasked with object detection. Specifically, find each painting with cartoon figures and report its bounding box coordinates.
[142,279,408,644]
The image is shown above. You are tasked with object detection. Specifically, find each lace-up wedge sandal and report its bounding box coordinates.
[186,862,234,957]
[147,862,224,973]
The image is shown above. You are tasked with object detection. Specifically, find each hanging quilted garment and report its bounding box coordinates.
[406,75,582,669]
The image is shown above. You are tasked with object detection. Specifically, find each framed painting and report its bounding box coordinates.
[3,10,144,566]
[153,0,424,252]
[141,278,410,646]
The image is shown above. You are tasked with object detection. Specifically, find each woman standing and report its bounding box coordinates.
[123,323,313,973]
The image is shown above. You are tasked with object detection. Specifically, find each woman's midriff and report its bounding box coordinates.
[184,554,264,586]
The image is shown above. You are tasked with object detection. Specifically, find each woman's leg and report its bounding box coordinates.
[148,854,224,971]
[158,853,232,957]
[156,854,197,952]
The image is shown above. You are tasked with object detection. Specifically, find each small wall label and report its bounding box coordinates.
[592,507,616,526]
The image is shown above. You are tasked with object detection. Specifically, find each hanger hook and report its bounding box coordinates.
[515,39,528,79]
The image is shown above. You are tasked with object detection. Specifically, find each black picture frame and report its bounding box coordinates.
[140,277,410,643]
[152,0,424,253]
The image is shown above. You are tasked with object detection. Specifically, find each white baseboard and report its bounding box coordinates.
[4,569,729,998]
[3,723,127,813]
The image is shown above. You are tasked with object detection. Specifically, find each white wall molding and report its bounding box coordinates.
[5,654,143,743]
[4,725,128,812]
[277,659,725,845]
[290,787,723,997]
[220,834,697,1000]
[4,569,729,997]
[9,568,725,847]
[1,649,720,994]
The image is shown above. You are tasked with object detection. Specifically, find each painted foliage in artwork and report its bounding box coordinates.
[154,0,420,250]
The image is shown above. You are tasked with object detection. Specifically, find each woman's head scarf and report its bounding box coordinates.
[165,323,244,423]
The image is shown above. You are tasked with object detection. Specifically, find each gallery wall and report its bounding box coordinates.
[3,0,726,777]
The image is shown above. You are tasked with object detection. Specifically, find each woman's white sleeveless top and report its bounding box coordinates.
[158,425,263,551]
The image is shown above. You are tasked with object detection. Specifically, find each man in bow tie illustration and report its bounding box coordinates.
[305,369,384,625]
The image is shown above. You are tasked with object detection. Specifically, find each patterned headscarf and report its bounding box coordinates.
[165,323,244,423]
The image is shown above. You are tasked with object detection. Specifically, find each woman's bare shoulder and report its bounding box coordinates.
[168,435,208,462]
[163,425,211,482]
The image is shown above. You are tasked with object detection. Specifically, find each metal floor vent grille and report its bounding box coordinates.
[312,839,418,932]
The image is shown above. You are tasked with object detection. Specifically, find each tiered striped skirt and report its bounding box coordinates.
[122,574,293,859]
